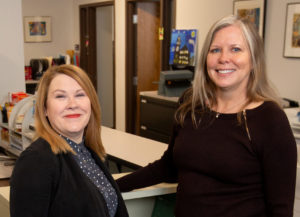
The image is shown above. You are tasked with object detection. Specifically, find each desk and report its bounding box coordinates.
[0,126,168,181]
[0,186,9,217]
[0,173,177,217]
[101,126,168,170]
[0,128,175,217]
[0,126,168,171]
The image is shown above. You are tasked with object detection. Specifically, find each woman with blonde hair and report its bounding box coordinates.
[117,15,297,216]
[10,64,128,217]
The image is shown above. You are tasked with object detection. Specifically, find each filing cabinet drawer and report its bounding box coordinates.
[140,95,178,143]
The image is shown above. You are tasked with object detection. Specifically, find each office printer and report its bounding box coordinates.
[158,70,193,97]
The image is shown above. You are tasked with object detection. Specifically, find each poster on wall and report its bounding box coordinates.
[169,29,198,66]
[24,16,51,42]
[233,0,266,38]
[284,3,300,58]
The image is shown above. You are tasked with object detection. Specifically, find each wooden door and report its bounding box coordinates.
[125,0,175,134]
[79,2,116,128]
[135,2,161,133]
[80,7,97,88]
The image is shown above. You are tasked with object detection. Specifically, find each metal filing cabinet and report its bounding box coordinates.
[139,91,179,144]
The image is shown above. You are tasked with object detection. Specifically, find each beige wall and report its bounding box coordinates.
[73,0,234,131]
[22,0,75,65]
[6,0,299,131]
[74,0,126,131]
[74,0,300,130]
[176,0,232,63]
[0,0,25,102]
[177,0,300,104]
[265,0,300,103]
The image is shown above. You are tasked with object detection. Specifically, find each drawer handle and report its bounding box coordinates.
[141,99,147,103]
[140,125,147,130]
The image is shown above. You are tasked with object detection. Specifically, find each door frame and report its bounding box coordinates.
[125,0,176,133]
[79,1,116,129]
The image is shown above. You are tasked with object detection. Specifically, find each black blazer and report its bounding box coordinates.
[10,137,129,217]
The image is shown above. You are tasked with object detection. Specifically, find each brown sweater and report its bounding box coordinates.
[116,101,297,217]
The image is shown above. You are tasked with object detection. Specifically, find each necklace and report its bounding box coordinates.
[214,99,247,118]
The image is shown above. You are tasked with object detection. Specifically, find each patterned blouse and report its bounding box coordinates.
[64,137,118,217]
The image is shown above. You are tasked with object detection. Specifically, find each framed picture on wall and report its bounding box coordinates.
[233,0,266,38]
[283,3,300,58]
[169,29,198,67]
[24,16,51,42]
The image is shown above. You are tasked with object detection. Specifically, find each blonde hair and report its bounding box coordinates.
[176,15,280,126]
[35,64,106,161]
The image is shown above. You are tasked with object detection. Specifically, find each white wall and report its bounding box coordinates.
[0,0,25,102]
[22,0,75,65]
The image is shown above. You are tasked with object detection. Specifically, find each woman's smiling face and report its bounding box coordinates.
[45,74,91,143]
[206,24,252,94]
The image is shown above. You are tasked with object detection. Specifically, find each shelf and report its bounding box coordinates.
[1,124,34,140]
[10,130,21,136]
[0,141,20,157]
[22,131,35,140]
[0,95,35,157]
[10,133,22,145]
[25,80,39,84]
[0,141,10,150]
[0,123,8,129]
[6,145,22,157]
